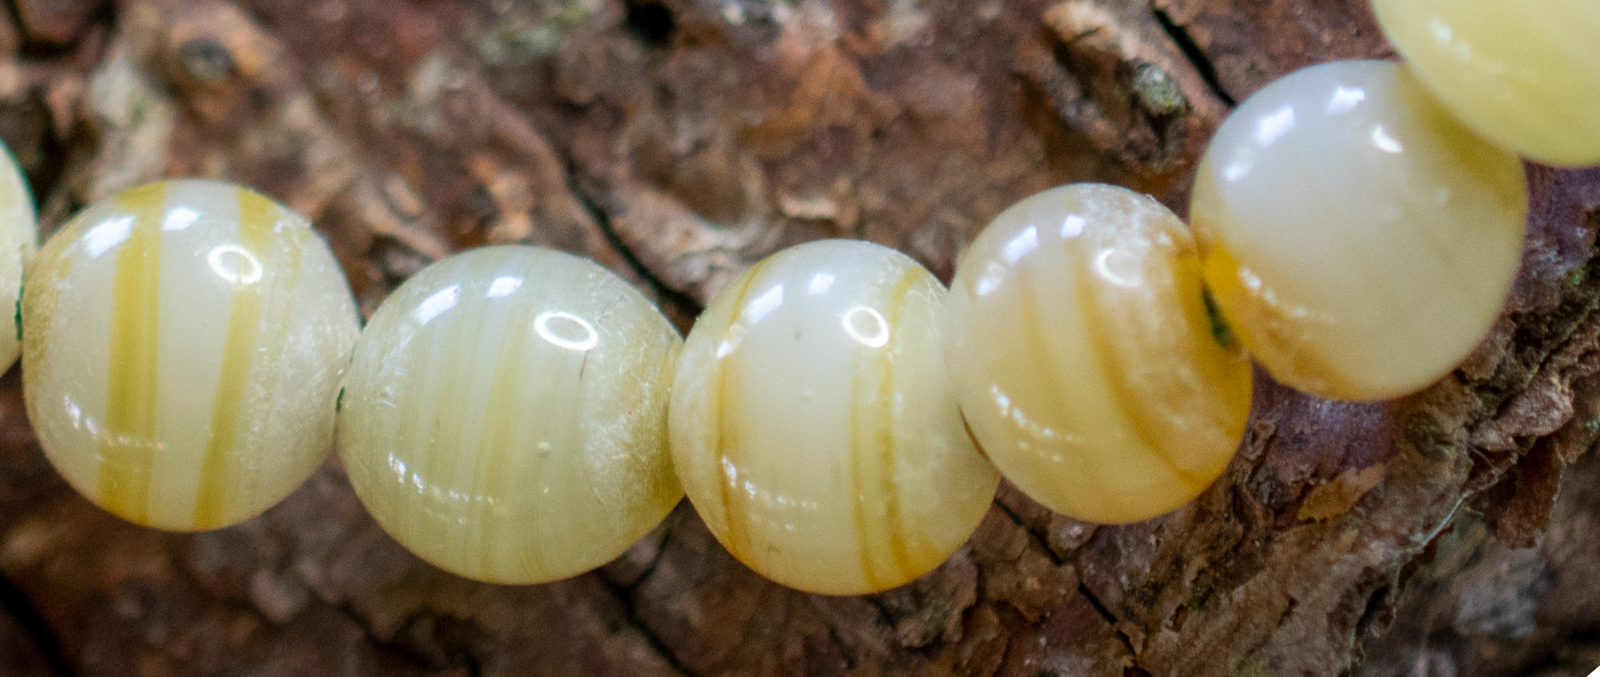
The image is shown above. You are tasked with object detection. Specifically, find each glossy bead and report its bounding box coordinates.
[943,184,1252,524]
[671,240,998,595]
[1191,61,1527,401]
[0,144,37,373]
[1372,0,1600,166]
[338,246,684,585]
[23,180,359,530]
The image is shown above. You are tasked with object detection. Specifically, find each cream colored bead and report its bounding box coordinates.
[944,184,1252,524]
[23,180,359,530]
[671,240,998,596]
[338,246,683,585]
[1372,0,1600,166]
[0,144,37,373]
[1192,60,1527,401]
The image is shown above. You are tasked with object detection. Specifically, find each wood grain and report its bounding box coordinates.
[0,1,1596,675]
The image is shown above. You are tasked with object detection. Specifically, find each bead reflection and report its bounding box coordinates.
[807,272,834,295]
[744,284,784,323]
[1093,248,1142,288]
[1255,105,1296,145]
[161,206,200,232]
[413,285,459,326]
[486,275,522,298]
[207,245,263,285]
[1328,85,1366,113]
[1061,214,1086,238]
[1370,125,1404,154]
[82,217,133,259]
[842,306,890,348]
[1002,226,1038,263]
[534,311,599,351]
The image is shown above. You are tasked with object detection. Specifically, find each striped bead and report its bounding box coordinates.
[22,180,359,531]
[0,144,37,373]
[1191,61,1527,401]
[337,246,684,585]
[943,184,1252,524]
[670,240,999,595]
[1372,0,1600,166]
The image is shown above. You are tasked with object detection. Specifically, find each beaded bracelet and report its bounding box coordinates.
[5,0,1596,596]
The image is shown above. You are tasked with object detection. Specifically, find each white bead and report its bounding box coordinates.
[338,246,684,584]
[23,180,359,530]
[670,240,998,595]
[1191,61,1527,400]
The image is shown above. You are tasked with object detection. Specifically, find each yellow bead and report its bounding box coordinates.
[1372,0,1600,166]
[670,240,998,595]
[338,246,684,585]
[1192,61,1527,401]
[0,143,37,374]
[944,184,1251,524]
[22,180,359,530]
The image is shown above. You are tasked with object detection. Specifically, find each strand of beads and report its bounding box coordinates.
[6,1,1596,597]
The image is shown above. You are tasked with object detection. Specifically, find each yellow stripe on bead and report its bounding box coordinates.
[709,256,769,565]
[192,189,278,528]
[101,182,167,523]
[849,264,925,592]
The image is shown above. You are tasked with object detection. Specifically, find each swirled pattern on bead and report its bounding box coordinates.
[338,246,684,585]
[943,184,1252,524]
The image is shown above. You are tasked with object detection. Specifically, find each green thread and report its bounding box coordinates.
[1203,288,1235,348]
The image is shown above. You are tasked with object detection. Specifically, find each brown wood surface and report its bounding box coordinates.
[0,1,1596,676]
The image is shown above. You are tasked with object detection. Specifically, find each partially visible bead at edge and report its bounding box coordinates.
[1191,60,1527,401]
[0,142,37,374]
[1372,0,1600,167]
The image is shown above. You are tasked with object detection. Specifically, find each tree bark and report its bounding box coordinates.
[0,1,1596,676]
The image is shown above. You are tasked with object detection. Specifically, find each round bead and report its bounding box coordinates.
[670,240,998,595]
[1191,61,1527,401]
[338,246,684,585]
[23,180,359,530]
[0,143,37,373]
[943,184,1252,524]
[1372,0,1600,166]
